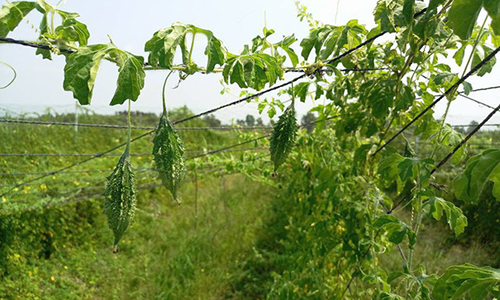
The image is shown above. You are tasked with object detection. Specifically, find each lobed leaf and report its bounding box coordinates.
[275,35,299,67]
[373,0,398,33]
[33,2,90,60]
[300,20,367,62]
[55,16,90,47]
[453,148,500,202]
[432,264,500,300]
[270,103,298,172]
[63,44,110,105]
[108,50,146,105]
[447,0,482,40]
[425,196,468,236]
[63,44,145,105]
[372,215,416,248]
[223,52,283,90]
[104,149,137,247]
[145,22,226,73]
[0,1,36,37]
[152,114,186,203]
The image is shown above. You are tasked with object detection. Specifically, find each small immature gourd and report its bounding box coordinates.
[270,102,298,173]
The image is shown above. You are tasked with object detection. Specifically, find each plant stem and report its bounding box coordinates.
[126,100,131,155]
[431,15,488,159]
[162,71,175,116]
[188,32,196,65]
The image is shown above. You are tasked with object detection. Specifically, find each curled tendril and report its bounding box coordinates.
[0,60,17,89]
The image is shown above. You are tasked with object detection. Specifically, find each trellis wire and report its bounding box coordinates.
[0,147,268,158]
[372,43,500,156]
[0,118,273,130]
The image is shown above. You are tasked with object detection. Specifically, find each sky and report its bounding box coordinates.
[1,0,500,126]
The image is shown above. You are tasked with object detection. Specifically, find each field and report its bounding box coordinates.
[0,109,499,299]
[3,0,500,298]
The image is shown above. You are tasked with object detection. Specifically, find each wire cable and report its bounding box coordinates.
[0,147,268,158]
[1,22,374,197]
[372,43,500,156]
[0,118,272,131]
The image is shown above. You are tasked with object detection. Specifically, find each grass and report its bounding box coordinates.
[1,111,499,299]
[0,175,275,299]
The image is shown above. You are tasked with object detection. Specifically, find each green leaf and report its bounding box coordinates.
[275,35,299,67]
[104,148,137,247]
[63,44,145,105]
[447,0,482,40]
[426,196,468,236]
[454,148,500,202]
[397,158,415,182]
[483,0,500,18]
[484,0,500,35]
[223,52,283,90]
[378,153,405,184]
[300,21,367,62]
[432,72,458,87]
[402,0,416,26]
[432,264,500,300]
[109,50,146,106]
[463,81,473,95]
[270,103,298,172]
[366,80,396,118]
[294,82,312,102]
[372,215,416,248]
[395,85,415,111]
[454,43,467,66]
[428,0,447,12]
[55,16,90,47]
[145,22,226,73]
[0,1,36,37]
[471,46,497,77]
[152,114,186,203]
[63,44,110,105]
[374,0,397,32]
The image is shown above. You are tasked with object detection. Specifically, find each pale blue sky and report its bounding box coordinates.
[1,0,499,126]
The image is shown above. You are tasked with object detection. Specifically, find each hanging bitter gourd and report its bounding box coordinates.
[152,113,186,203]
[103,142,136,248]
[104,100,137,250]
[270,102,298,173]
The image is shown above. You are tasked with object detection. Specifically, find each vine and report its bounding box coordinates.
[2,0,500,298]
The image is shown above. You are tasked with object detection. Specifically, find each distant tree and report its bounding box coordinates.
[466,120,479,135]
[301,112,317,133]
[245,114,255,126]
[203,114,222,127]
[236,119,246,126]
[454,126,466,134]
[256,117,264,126]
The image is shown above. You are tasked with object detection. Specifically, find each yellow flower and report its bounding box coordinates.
[50,276,55,282]
[336,225,346,233]
[40,184,47,191]
[284,225,290,230]
[1,197,6,202]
